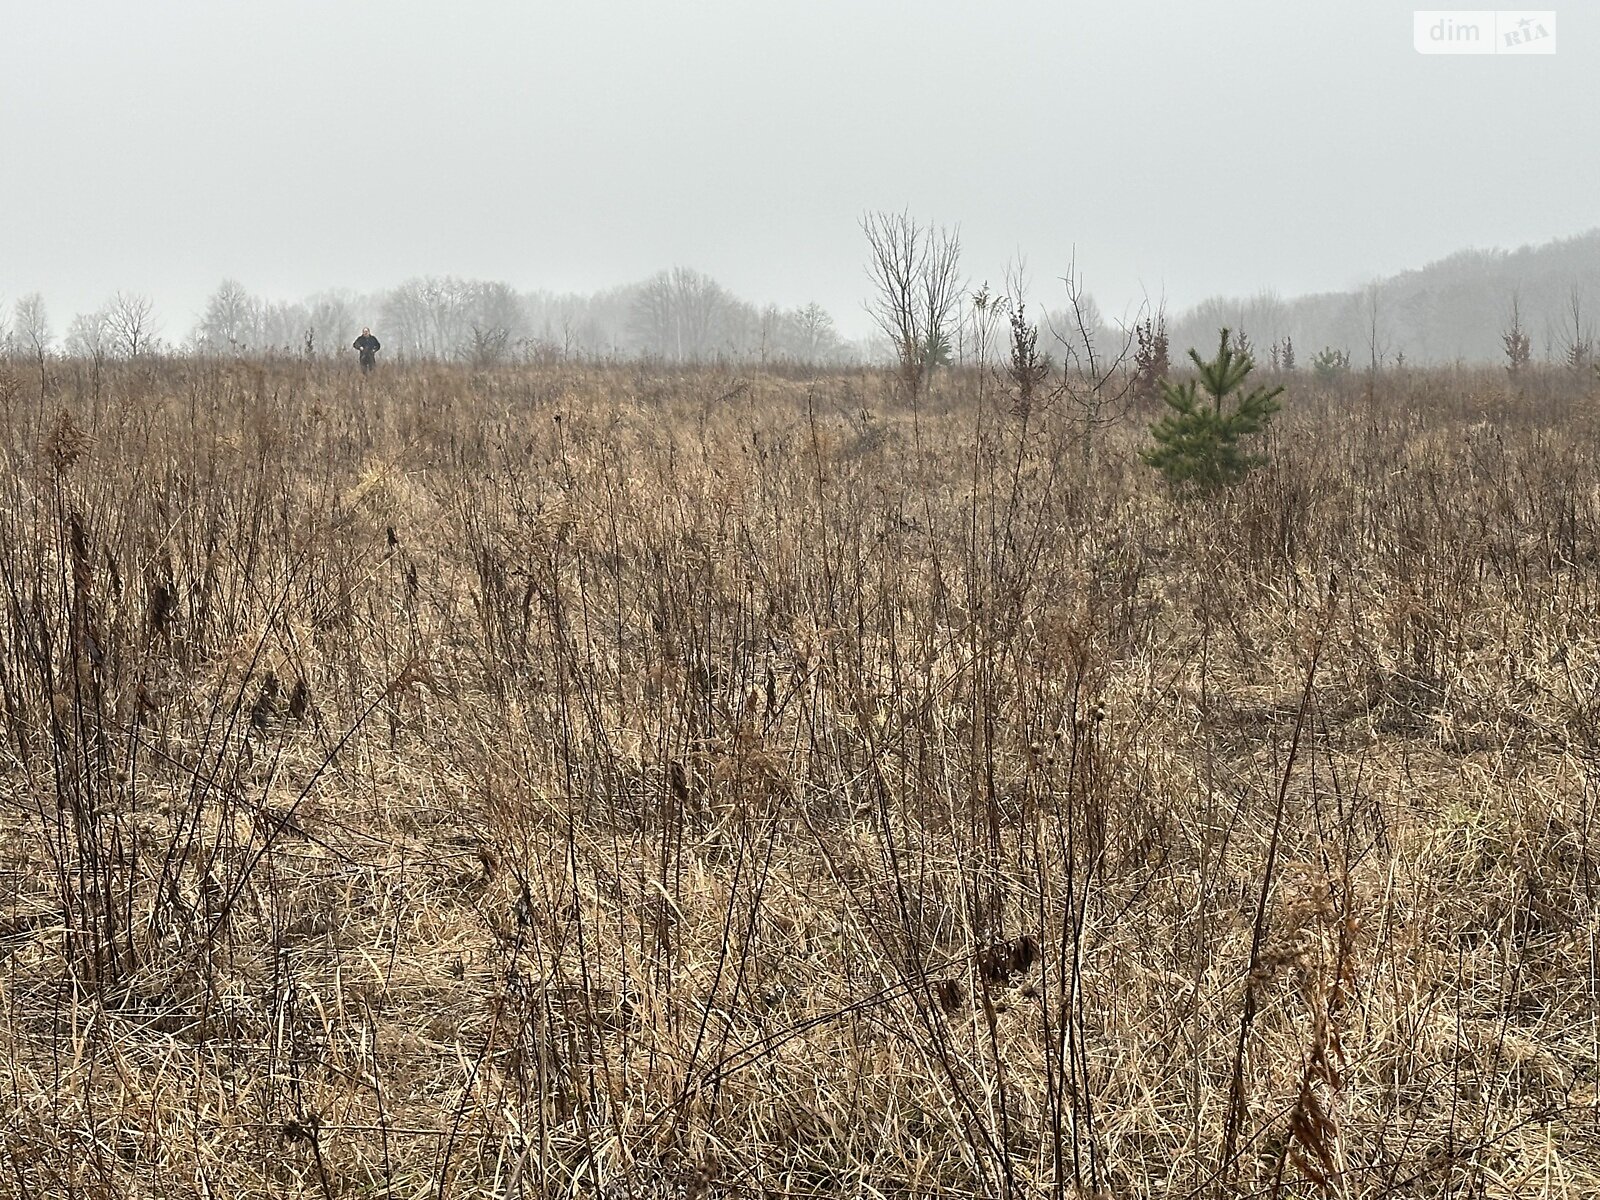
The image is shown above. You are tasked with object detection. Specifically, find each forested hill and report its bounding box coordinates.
[1166,229,1600,366]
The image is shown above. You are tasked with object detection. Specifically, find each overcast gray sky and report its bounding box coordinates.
[2,0,1595,338]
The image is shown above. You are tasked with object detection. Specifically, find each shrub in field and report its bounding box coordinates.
[1310,344,1351,382]
[1143,327,1283,495]
[1131,309,1170,402]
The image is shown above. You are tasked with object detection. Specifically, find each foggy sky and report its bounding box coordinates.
[3,0,1596,340]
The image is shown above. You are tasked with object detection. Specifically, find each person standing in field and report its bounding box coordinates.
[353,327,381,373]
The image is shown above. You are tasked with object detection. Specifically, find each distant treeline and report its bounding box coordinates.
[7,228,1598,370]
[0,269,862,367]
[1165,229,1600,367]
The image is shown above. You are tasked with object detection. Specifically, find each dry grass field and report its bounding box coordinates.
[1,357,1597,1198]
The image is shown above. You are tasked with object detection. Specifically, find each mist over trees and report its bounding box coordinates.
[0,271,855,367]
[1165,228,1600,367]
[176,271,856,365]
[9,228,1598,371]
[13,294,51,361]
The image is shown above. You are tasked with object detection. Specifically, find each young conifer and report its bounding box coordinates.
[1143,328,1283,495]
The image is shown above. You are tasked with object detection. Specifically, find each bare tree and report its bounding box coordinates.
[861,210,963,398]
[305,292,356,360]
[791,302,840,363]
[461,281,527,362]
[15,293,51,353]
[1248,288,1287,352]
[747,302,843,366]
[65,308,112,408]
[1364,281,1391,376]
[1558,284,1594,373]
[669,267,733,360]
[629,267,735,362]
[629,273,677,360]
[466,324,511,367]
[374,277,529,361]
[14,293,51,398]
[258,300,316,353]
[379,277,456,358]
[918,219,963,382]
[66,309,111,360]
[106,291,158,358]
[1049,256,1140,475]
[419,278,465,357]
[754,304,783,367]
[382,280,432,358]
[194,279,261,353]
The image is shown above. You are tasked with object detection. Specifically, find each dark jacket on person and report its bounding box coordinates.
[353,333,381,354]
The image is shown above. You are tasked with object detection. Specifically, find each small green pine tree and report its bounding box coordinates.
[1143,328,1283,495]
[1310,346,1351,383]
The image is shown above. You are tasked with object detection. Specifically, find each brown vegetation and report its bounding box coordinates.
[1,357,1597,1197]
